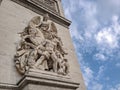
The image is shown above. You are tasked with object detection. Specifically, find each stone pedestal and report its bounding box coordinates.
[17,69,79,90]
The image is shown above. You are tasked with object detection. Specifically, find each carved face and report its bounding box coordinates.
[56,51,60,56]
[43,14,49,21]
[29,28,37,37]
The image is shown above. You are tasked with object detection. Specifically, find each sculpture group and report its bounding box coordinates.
[14,14,69,75]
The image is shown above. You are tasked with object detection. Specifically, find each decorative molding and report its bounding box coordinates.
[11,0,71,28]
[0,70,80,90]
[27,0,59,13]
[17,70,80,90]
[0,83,17,89]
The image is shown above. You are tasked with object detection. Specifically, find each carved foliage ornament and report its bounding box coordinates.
[14,14,69,75]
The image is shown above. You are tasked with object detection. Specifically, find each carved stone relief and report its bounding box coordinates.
[29,0,58,12]
[14,14,69,75]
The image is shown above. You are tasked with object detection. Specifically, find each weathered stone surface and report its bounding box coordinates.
[16,69,79,90]
[14,14,69,76]
[0,0,2,4]
[0,0,40,85]
[0,0,86,90]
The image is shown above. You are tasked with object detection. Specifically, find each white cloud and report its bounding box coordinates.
[91,82,103,90]
[69,22,84,42]
[63,0,79,21]
[112,15,120,35]
[95,53,107,61]
[112,15,119,23]
[108,0,120,7]
[95,15,120,51]
[96,0,120,23]
[64,7,72,20]
[81,64,105,90]
[110,88,116,90]
[116,84,120,90]
[63,0,99,41]
[82,66,93,86]
[106,77,110,81]
[77,53,94,87]
[68,0,79,13]
[116,63,120,67]
[62,0,84,41]
[62,0,120,90]
[79,0,99,37]
[98,66,104,75]
[79,56,104,90]
[95,28,118,48]
[96,66,105,80]
[110,84,120,90]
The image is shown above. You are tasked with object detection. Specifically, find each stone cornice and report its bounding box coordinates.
[11,0,71,28]
[0,70,80,90]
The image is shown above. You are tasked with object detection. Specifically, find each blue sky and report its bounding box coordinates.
[62,0,120,90]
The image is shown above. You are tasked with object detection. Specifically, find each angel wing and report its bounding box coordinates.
[28,16,41,28]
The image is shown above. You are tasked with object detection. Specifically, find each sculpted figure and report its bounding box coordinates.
[51,33,67,56]
[14,16,43,74]
[38,14,57,40]
[14,40,31,74]
[61,58,69,75]
[14,14,69,75]
[33,39,58,72]
[55,50,69,75]
[28,16,45,44]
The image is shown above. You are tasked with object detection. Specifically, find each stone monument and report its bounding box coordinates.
[0,0,86,90]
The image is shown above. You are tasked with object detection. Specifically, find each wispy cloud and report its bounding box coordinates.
[62,0,120,90]
[110,84,120,90]
[95,15,120,49]
[94,15,120,60]
[82,65,104,90]
[94,53,107,61]
[116,63,120,67]
[82,66,93,86]
[90,82,103,90]
[96,66,105,80]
